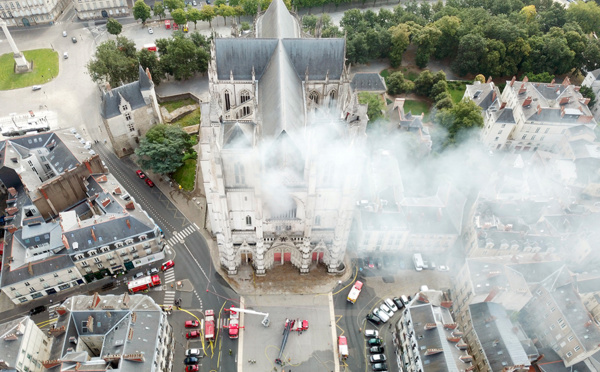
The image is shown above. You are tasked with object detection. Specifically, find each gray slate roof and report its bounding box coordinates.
[282,39,345,80]
[351,73,386,92]
[469,302,530,371]
[256,0,300,39]
[258,40,305,143]
[215,39,278,81]
[100,67,151,119]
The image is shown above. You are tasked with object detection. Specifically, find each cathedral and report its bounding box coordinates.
[199,0,368,275]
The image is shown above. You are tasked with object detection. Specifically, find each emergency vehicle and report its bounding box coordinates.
[127,274,161,293]
[347,280,363,304]
[204,309,215,341]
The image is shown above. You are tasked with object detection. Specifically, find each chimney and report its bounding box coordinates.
[91,228,97,241]
[122,293,130,308]
[48,325,66,337]
[518,83,527,95]
[510,76,516,87]
[549,79,555,86]
[492,90,497,103]
[87,316,94,332]
[123,354,145,362]
[500,102,507,110]
[90,292,101,309]
[537,105,542,115]
[523,76,529,83]
[126,219,131,229]
[145,67,152,83]
[125,201,135,210]
[522,97,533,107]
[42,360,61,369]
[562,76,571,87]
[487,76,493,83]
[56,306,68,316]
[28,262,33,275]
[583,98,591,105]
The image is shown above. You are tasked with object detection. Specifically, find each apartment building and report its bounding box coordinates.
[581,68,600,122]
[467,77,597,152]
[465,302,531,372]
[74,0,131,20]
[0,0,69,27]
[40,293,173,372]
[394,289,472,371]
[0,316,52,371]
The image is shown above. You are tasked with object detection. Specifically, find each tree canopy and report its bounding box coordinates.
[135,125,195,175]
[106,18,123,36]
[86,36,139,87]
[435,99,483,145]
[133,0,152,25]
[358,92,385,123]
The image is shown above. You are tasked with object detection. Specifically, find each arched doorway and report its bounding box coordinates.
[101,10,108,17]
[22,18,30,27]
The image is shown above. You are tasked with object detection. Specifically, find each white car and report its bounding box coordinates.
[364,329,379,338]
[438,265,450,271]
[380,303,394,318]
[372,308,389,323]
[148,27,154,34]
[62,30,67,37]
[369,354,387,363]
[384,298,398,312]
[185,348,202,357]
[133,272,144,279]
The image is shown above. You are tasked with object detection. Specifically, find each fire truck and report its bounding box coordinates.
[338,336,348,361]
[225,307,270,339]
[127,275,161,293]
[347,280,363,304]
[204,309,215,341]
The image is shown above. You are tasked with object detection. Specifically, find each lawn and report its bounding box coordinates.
[447,81,469,104]
[160,98,197,113]
[172,159,197,191]
[175,108,201,127]
[403,100,431,120]
[0,49,59,90]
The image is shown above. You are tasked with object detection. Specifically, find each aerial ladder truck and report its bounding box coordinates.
[224,306,270,339]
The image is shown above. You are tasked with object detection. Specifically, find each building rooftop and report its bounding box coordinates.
[469,302,530,371]
[0,316,28,368]
[100,67,151,119]
[350,73,386,92]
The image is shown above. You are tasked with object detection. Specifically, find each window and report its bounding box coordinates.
[240,91,250,104]
[246,215,252,226]
[96,263,103,269]
[25,282,30,286]
[545,128,550,134]
[314,215,321,226]
[94,257,101,263]
[522,134,527,140]
[495,137,499,141]
[241,106,251,117]
[39,278,44,282]
[224,90,231,111]
[121,105,127,111]
[535,127,540,133]
[309,91,319,104]
[560,323,567,329]
[125,113,132,121]
[498,130,502,134]
[29,287,36,293]
[549,324,555,330]
[574,346,581,352]
[566,352,573,358]
[501,124,506,128]
[234,163,245,184]
[328,90,336,107]
[540,136,545,141]
[568,335,574,342]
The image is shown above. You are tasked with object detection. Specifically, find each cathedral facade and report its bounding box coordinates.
[200,0,368,275]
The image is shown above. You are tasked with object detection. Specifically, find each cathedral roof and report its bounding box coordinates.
[258,40,305,143]
[281,39,345,80]
[223,122,254,148]
[256,0,300,38]
[215,39,278,81]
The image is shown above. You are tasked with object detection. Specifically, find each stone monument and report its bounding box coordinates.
[0,18,32,73]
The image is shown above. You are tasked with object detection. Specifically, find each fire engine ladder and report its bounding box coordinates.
[228,307,270,327]
[275,319,295,365]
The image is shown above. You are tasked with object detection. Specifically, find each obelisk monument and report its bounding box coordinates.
[0,18,32,73]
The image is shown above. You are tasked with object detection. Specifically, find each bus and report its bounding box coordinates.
[413,253,424,271]
[347,280,363,304]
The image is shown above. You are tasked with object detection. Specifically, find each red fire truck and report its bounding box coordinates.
[127,275,161,293]
[204,309,215,341]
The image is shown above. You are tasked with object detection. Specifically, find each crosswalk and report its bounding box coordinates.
[163,268,176,284]
[166,225,198,246]
[48,303,61,320]
[164,290,176,306]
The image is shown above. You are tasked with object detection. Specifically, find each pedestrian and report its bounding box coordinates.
[229,349,232,355]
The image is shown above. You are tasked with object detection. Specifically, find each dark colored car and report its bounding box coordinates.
[185,331,200,339]
[145,178,154,187]
[71,37,77,43]
[369,346,384,354]
[367,338,382,346]
[136,170,145,179]
[373,362,388,371]
[29,305,46,315]
[366,313,382,326]
[393,297,405,310]
[184,357,199,365]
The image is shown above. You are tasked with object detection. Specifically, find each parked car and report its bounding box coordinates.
[438,265,449,271]
[185,320,199,328]
[372,362,388,371]
[63,52,68,59]
[392,297,404,310]
[185,348,202,357]
[379,303,394,318]
[161,260,174,271]
[367,338,382,346]
[29,305,46,316]
[32,85,42,91]
[184,357,199,365]
[133,272,144,279]
[369,346,384,354]
[149,267,159,275]
[366,313,382,325]
[364,329,379,338]
[384,298,398,312]
[372,308,389,323]
[185,331,200,339]
[136,170,145,179]
[185,366,199,372]
[62,30,67,37]
[148,27,153,34]
[400,295,410,305]
[71,37,77,43]
[145,178,154,187]
[192,0,197,5]
[370,354,387,363]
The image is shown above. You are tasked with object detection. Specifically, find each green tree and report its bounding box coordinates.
[435,99,483,144]
[580,85,596,107]
[452,33,487,77]
[133,0,152,25]
[106,18,123,36]
[414,25,441,68]
[200,5,216,27]
[340,9,363,35]
[138,49,162,84]
[240,0,259,16]
[87,36,139,87]
[346,34,369,64]
[216,4,235,25]
[435,96,454,110]
[164,0,185,11]
[136,125,195,175]
[389,24,411,67]
[302,14,318,35]
[583,38,600,72]
[387,71,414,95]
[414,70,434,97]
[430,80,448,101]
[153,1,166,19]
[566,1,600,34]
[358,92,385,123]
[158,34,210,80]
[474,74,486,83]
[171,8,188,26]
[432,15,460,59]
[187,7,202,28]
[521,71,554,83]
[520,5,537,23]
